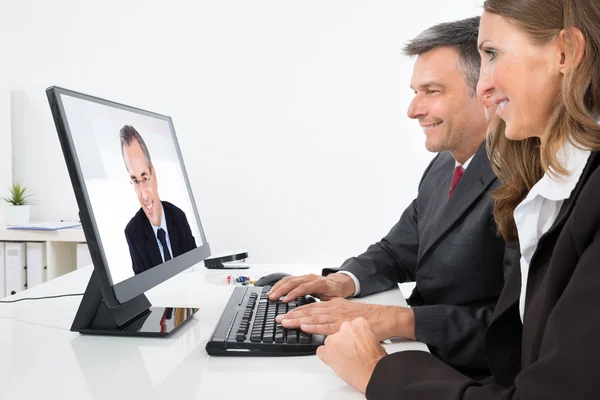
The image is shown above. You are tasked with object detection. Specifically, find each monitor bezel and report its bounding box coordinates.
[46,86,211,307]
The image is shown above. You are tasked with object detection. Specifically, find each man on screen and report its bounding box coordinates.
[120,125,197,275]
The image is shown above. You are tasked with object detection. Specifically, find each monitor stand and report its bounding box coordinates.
[71,269,198,337]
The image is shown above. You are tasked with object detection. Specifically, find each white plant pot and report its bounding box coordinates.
[4,205,31,226]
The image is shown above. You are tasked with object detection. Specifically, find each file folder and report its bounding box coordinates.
[26,242,47,288]
[0,242,5,298]
[5,242,26,295]
[77,242,92,269]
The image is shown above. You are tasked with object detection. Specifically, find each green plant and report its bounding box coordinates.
[2,182,34,205]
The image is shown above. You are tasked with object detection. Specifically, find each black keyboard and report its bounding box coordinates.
[206,285,325,356]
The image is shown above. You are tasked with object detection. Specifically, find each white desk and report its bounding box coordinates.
[0,264,428,400]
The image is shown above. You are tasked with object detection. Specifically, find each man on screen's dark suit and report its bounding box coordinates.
[120,125,197,275]
[125,200,197,275]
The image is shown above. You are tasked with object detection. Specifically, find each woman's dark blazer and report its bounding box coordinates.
[366,151,600,400]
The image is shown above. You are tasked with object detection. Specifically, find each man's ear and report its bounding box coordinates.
[151,165,158,185]
[557,27,586,75]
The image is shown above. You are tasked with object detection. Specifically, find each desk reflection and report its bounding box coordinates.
[70,320,205,400]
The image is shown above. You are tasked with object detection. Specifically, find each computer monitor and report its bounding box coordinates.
[46,86,211,336]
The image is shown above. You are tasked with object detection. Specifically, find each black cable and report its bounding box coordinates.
[0,315,72,331]
[0,293,84,304]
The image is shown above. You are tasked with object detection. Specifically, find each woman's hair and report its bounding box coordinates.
[483,0,600,242]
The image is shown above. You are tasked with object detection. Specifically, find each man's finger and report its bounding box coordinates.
[301,323,340,336]
[281,312,333,328]
[339,321,352,333]
[282,281,324,302]
[267,276,294,295]
[316,345,329,364]
[279,306,317,326]
[291,301,329,313]
[275,299,339,323]
[281,314,318,328]
[267,276,312,300]
[275,302,319,322]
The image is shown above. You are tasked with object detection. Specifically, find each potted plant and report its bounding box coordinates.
[2,182,34,226]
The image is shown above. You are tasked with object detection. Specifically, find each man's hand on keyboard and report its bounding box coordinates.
[267,273,355,302]
[274,298,416,342]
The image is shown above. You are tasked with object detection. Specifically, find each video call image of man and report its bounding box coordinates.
[120,125,197,275]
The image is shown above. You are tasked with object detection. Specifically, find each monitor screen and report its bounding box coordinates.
[49,88,209,298]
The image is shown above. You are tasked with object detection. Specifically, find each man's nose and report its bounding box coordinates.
[407,95,426,120]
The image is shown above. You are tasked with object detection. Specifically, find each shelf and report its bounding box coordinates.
[0,226,86,242]
[0,226,87,291]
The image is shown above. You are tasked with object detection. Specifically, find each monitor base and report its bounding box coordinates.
[76,306,198,337]
[71,269,198,337]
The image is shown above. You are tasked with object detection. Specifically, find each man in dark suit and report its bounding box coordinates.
[267,17,509,377]
[120,125,197,275]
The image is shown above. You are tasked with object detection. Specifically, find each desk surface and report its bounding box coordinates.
[0,264,428,400]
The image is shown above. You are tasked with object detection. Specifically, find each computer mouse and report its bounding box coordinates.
[254,272,292,287]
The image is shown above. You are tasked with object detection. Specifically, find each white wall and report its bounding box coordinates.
[0,0,485,265]
[0,85,10,226]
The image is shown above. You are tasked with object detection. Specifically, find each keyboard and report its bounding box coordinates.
[206,285,325,356]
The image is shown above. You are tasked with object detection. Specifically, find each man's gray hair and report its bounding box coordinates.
[120,125,153,172]
[403,17,481,96]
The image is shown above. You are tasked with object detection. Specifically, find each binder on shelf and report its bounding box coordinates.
[77,242,92,269]
[0,242,5,298]
[5,242,26,296]
[26,242,47,289]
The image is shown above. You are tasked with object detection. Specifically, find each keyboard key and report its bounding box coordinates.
[250,334,262,343]
[299,332,311,344]
[236,332,246,341]
[286,330,298,344]
[275,331,285,343]
[263,333,274,343]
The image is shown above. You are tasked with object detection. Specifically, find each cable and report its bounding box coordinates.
[0,315,72,331]
[0,293,84,304]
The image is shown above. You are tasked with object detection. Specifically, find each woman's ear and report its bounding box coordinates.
[557,27,586,74]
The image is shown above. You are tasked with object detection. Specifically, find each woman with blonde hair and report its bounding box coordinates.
[310,0,600,398]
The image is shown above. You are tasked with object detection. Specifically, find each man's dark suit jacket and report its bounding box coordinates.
[366,151,600,400]
[125,201,197,275]
[323,142,509,375]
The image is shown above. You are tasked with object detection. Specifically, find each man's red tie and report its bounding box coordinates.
[448,166,465,199]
